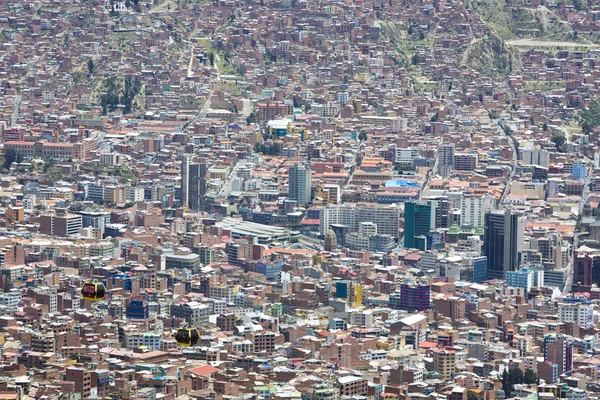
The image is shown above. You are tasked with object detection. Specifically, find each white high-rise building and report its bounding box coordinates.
[319,205,400,238]
[460,193,496,227]
[521,142,550,168]
[558,303,594,329]
[289,162,312,206]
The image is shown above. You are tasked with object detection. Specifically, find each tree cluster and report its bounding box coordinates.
[3,148,23,169]
[551,130,566,151]
[246,111,257,125]
[501,367,538,398]
[580,98,600,134]
[254,142,278,156]
[100,76,142,116]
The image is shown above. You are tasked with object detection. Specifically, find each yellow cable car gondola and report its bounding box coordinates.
[81,281,106,301]
[175,328,200,347]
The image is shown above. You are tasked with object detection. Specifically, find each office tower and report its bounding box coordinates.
[484,209,524,280]
[428,197,450,229]
[572,160,587,180]
[289,162,312,206]
[544,334,573,376]
[181,155,190,207]
[188,159,207,211]
[404,201,432,249]
[574,250,600,286]
[473,256,488,283]
[438,143,455,177]
[438,143,455,166]
[181,156,207,211]
[505,267,543,291]
[398,283,430,312]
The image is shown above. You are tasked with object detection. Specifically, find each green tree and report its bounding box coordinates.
[87,58,94,74]
[419,31,425,40]
[573,0,587,11]
[3,148,16,169]
[509,367,524,385]
[501,369,513,398]
[580,99,600,134]
[467,392,479,400]
[358,131,368,142]
[69,353,80,362]
[411,54,418,65]
[430,112,439,122]
[43,157,55,173]
[542,123,548,131]
[551,131,566,151]
[523,368,538,385]
[209,52,215,67]
[246,111,257,125]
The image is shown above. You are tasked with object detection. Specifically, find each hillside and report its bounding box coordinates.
[468,1,575,42]
[460,33,522,74]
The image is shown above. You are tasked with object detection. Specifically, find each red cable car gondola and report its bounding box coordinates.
[81,281,106,301]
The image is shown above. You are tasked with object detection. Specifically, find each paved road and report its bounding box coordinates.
[506,39,598,48]
[184,50,220,129]
[564,163,593,292]
[11,95,21,127]
[217,158,254,197]
[499,124,518,206]
[241,99,253,117]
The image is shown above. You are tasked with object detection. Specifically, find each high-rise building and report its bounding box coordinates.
[398,283,430,312]
[438,143,455,177]
[521,143,550,168]
[473,256,488,283]
[461,193,496,227]
[65,367,92,399]
[432,348,456,380]
[181,154,190,207]
[39,213,83,237]
[181,155,207,211]
[404,201,433,249]
[572,160,587,180]
[544,334,573,376]
[428,197,450,229]
[574,250,600,286]
[438,143,455,167]
[289,162,312,206]
[484,209,524,280]
[505,267,543,291]
[454,153,478,171]
[557,303,594,329]
[189,159,207,211]
[319,205,400,238]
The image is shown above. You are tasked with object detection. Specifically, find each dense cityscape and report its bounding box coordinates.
[2,0,600,399]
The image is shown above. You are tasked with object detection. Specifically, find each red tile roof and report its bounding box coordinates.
[188,365,220,375]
